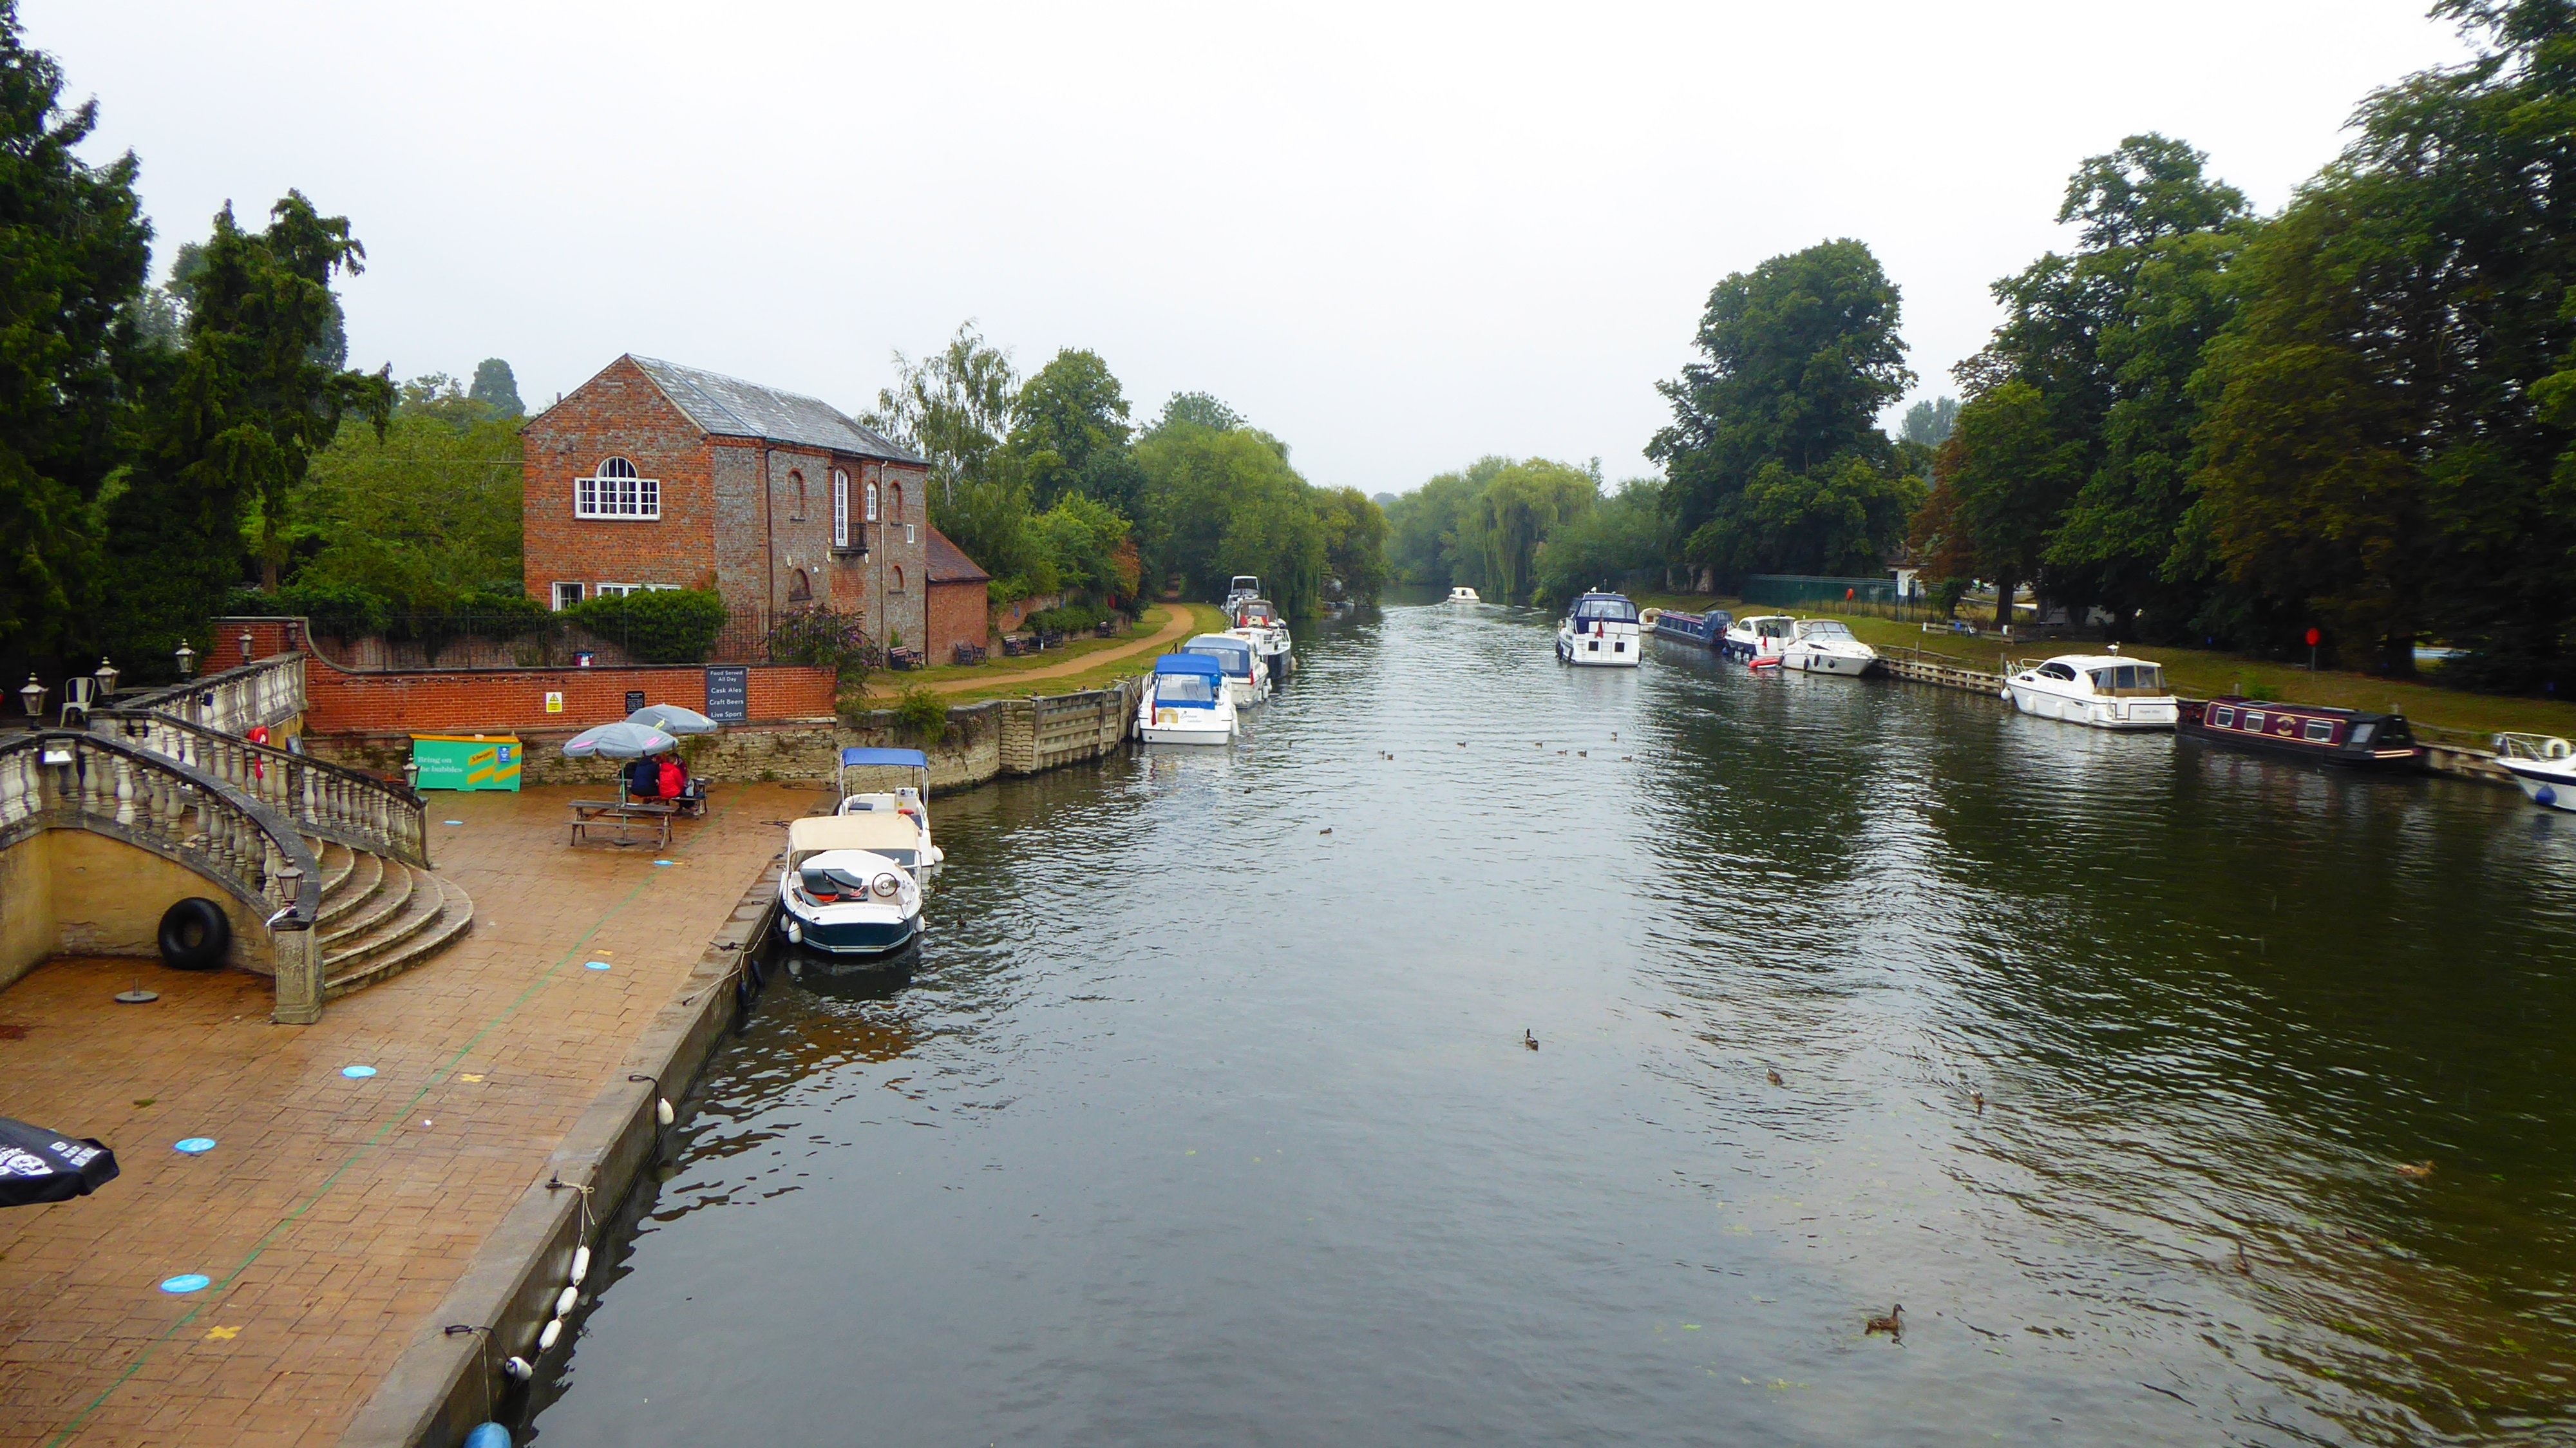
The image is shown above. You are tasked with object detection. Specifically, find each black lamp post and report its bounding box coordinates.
[19,674,44,721]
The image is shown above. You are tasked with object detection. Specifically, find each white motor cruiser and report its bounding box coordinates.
[2003,653,2181,730]
[2494,734,2576,811]
[779,815,923,957]
[1139,653,1238,745]
[1447,586,1481,604]
[1230,597,1294,683]
[1556,591,1642,667]
[1223,575,1263,615]
[1720,614,1798,663]
[1185,632,1269,706]
[1782,618,1879,676]
[831,746,943,869]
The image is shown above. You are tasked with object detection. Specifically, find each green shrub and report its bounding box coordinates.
[895,683,949,746]
[768,605,880,685]
[1023,601,1108,634]
[567,589,728,663]
[234,580,390,639]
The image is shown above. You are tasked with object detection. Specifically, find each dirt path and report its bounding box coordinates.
[871,603,1200,697]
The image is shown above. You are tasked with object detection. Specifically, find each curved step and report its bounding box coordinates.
[316,848,385,926]
[324,875,473,1000]
[321,864,442,970]
[310,839,357,900]
[321,855,413,945]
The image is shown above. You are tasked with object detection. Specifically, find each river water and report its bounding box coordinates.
[527,600,2576,1446]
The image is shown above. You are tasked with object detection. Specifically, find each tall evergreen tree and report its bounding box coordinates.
[468,357,523,418]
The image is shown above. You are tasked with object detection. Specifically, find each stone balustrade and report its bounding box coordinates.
[93,708,430,868]
[115,652,307,738]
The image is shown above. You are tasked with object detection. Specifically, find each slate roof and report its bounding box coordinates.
[624,355,925,464]
[923,526,991,585]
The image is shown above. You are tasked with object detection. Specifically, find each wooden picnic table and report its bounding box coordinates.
[568,798,675,848]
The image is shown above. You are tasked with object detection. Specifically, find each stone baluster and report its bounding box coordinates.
[112,754,137,826]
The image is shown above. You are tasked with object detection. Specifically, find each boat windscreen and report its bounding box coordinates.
[1184,639,1253,673]
[2087,664,2167,695]
[1571,597,1638,624]
[1156,674,1220,706]
[1801,620,1854,641]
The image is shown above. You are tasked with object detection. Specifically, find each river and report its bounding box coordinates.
[526,598,2576,1446]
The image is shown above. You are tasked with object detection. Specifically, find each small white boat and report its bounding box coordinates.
[1222,575,1263,615]
[1720,614,1797,663]
[1139,653,1238,744]
[1555,591,1641,667]
[2495,734,2576,810]
[1185,632,1269,706]
[779,815,923,957]
[1781,618,1879,676]
[2003,653,2181,730]
[831,747,943,869]
[1230,597,1294,683]
[1448,586,1481,604]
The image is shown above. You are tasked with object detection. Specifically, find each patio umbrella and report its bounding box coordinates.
[560,721,678,759]
[0,1118,117,1208]
[625,703,719,736]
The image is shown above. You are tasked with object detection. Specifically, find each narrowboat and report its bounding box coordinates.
[1719,614,1797,663]
[1557,591,1642,667]
[1649,607,1733,647]
[1138,653,1238,745]
[2494,733,2576,809]
[2004,653,2180,730]
[1781,618,1879,676]
[2180,698,2427,770]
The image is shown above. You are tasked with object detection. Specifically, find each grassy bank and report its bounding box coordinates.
[1635,593,2576,745]
[891,603,1231,709]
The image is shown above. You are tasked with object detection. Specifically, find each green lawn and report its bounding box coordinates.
[1635,593,2576,745]
[883,603,1232,708]
[873,604,1181,690]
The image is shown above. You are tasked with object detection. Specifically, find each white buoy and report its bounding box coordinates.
[538,1317,562,1351]
[502,1355,533,1381]
[555,1286,578,1317]
[569,1246,591,1285]
[656,1098,674,1126]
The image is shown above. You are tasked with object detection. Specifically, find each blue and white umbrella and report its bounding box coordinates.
[560,721,678,759]
[0,1117,118,1208]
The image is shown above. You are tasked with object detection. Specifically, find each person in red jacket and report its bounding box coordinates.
[658,756,685,803]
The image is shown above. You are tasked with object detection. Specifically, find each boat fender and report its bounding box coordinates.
[734,975,753,1026]
[782,919,801,945]
[538,1317,562,1352]
[1999,685,2014,701]
[500,1356,533,1382]
[463,1424,513,1448]
[555,1286,579,1318]
[569,1246,591,1285]
[657,1096,675,1126]
[2541,785,2559,807]
[747,953,766,990]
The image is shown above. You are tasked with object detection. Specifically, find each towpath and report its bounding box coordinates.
[867,602,1198,698]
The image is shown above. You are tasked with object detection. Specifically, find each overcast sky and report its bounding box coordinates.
[30,2,2474,498]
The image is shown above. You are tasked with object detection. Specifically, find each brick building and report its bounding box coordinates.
[522,355,931,655]
[923,526,992,662]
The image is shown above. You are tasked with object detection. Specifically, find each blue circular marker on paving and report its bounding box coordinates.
[174,1138,216,1154]
[443,819,464,826]
[653,859,674,866]
[341,1065,377,1079]
[160,1273,210,1294]
[585,960,612,971]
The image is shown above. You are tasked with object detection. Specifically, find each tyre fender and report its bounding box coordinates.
[157,897,231,971]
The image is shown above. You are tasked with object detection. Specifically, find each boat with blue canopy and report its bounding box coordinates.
[1183,633,1268,707]
[831,746,942,869]
[1138,653,1238,745]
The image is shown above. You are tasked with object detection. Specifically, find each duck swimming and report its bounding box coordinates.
[1766,1068,1784,1087]
[1864,1304,1904,1337]
[1524,1029,1540,1051]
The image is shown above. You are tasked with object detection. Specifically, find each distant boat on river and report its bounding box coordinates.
[1447,586,1481,604]
[1648,606,1732,646]
[2182,698,2427,771]
[2003,653,2181,730]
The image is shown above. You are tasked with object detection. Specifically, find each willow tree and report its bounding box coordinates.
[1456,458,1595,602]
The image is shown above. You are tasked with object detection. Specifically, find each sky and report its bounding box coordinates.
[28,2,2477,499]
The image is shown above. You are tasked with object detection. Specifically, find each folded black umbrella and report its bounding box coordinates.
[0,1116,118,1207]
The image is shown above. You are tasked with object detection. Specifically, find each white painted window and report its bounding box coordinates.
[553,582,585,610]
[575,457,659,520]
[595,583,639,598]
[905,523,916,545]
[866,479,879,522]
[642,583,680,592]
[833,470,850,549]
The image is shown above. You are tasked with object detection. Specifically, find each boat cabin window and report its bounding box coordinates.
[1571,597,1639,625]
[2380,719,2414,745]
[1799,620,1855,642]
[1156,673,1220,705]
[2087,664,2166,695]
[1756,617,1795,638]
[2210,705,2236,726]
[1184,640,1253,675]
[2038,662,2078,681]
[2243,711,2267,730]
[2302,719,2337,743]
[2348,720,2376,746]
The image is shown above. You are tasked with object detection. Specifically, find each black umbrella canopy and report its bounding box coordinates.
[0,1117,118,1207]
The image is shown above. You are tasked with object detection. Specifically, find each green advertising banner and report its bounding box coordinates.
[410,735,523,792]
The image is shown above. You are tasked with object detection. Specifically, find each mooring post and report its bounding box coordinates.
[272,920,323,1024]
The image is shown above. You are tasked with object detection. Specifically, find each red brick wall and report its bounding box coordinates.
[995,592,1063,635]
[521,357,718,607]
[302,655,837,735]
[925,579,988,662]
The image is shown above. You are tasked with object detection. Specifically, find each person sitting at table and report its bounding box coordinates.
[625,756,663,800]
[658,755,687,803]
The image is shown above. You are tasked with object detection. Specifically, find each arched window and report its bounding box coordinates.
[788,567,812,603]
[790,470,807,521]
[831,469,850,549]
[866,479,879,522]
[576,455,658,519]
[891,565,905,594]
[889,481,903,522]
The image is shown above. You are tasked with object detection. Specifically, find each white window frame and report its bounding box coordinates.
[642,583,681,592]
[553,582,585,611]
[595,583,639,599]
[574,457,660,520]
[866,479,879,522]
[833,469,850,549]
[905,523,916,545]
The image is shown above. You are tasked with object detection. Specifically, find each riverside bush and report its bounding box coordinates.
[895,684,949,746]
[567,589,727,663]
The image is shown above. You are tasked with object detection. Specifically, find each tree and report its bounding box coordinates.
[0,0,150,679]
[287,397,524,615]
[1650,239,1914,585]
[468,357,523,418]
[1002,348,1142,513]
[863,321,1018,511]
[1927,381,2086,627]
[1457,458,1596,602]
[1148,390,1242,437]
[1532,480,1669,604]
[1134,423,1326,613]
[1900,397,1959,448]
[1381,461,1497,589]
[1314,486,1389,604]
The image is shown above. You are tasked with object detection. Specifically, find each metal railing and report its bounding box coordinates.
[0,729,326,1021]
[92,707,430,869]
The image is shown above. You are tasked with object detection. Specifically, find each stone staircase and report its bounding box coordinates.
[308,836,475,999]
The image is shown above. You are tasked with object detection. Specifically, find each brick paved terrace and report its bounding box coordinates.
[0,783,814,1447]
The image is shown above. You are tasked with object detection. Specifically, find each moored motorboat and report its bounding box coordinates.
[1556,591,1642,667]
[1447,586,1481,604]
[832,747,943,868]
[2180,698,2427,770]
[2492,733,2576,808]
[2003,653,2180,730]
[1649,606,1732,647]
[779,815,923,958]
[1719,613,1797,663]
[1230,597,1294,683]
[1781,618,1879,676]
[1223,575,1263,615]
[1185,632,1269,706]
[1139,653,1238,744]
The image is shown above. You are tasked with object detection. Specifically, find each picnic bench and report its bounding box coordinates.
[888,645,924,671]
[1036,628,1065,650]
[1001,633,1036,658]
[953,641,989,665]
[569,798,676,848]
